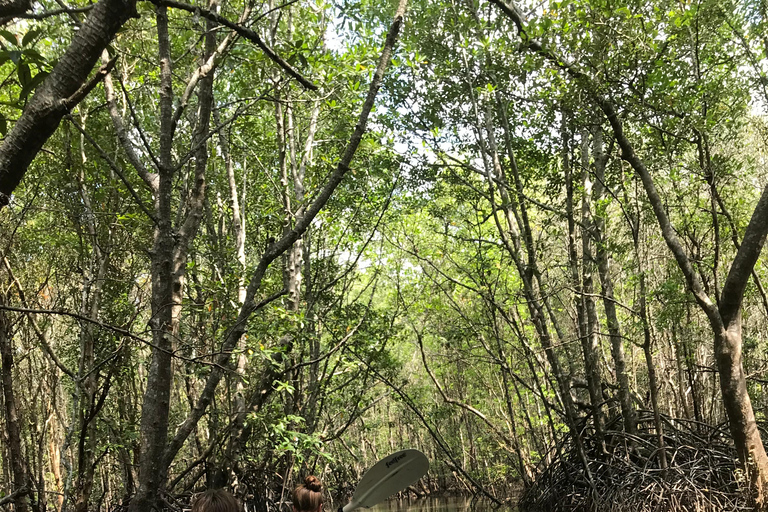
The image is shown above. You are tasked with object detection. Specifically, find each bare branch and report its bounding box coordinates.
[0,485,28,506]
[102,53,159,192]
[170,3,250,136]
[0,304,150,345]
[148,0,318,91]
[67,116,159,225]
[3,258,76,380]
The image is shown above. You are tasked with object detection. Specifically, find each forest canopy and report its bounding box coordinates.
[2,0,768,511]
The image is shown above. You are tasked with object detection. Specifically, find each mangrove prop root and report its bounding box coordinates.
[520,411,754,512]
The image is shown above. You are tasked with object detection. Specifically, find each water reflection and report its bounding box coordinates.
[366,496,517,512]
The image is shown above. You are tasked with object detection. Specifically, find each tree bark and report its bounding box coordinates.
[0,0,137,207]
[591,125,636,434]
[0,0,30,17]
[0,292,30,512]
[128,6,176,512]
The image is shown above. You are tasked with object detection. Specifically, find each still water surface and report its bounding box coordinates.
[366,496,517,512]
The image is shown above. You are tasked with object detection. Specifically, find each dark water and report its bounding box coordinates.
[366,497,517,512]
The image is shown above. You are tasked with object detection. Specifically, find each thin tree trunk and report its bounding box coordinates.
[637,255,668,469]
[492,322,534,485]
[216,108,249,472]
[128,6,177,511]
[670,325,692,420]
[591,125,636,434]
[0,292,30,512]
[72,127,110,512]
[570,128,604,440]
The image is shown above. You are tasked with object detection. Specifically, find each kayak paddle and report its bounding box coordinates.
[340,449,430,512]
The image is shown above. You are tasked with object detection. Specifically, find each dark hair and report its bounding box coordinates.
[192,489,242,512]
[293,475,324,512]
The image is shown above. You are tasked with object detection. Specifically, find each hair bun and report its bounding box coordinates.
[304,475,322,493]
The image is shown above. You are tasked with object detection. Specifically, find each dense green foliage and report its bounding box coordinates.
[2,0,768,510]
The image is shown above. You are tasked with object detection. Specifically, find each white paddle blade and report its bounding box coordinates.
[342,449,429,512]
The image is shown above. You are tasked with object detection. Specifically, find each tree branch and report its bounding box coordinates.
[102,54,159,192]
[169,3,250,137]
[720,186,768,324]
[416,330,519,454]
[67,116,159,225]
[0,485,28,506]
[0,0,138,207]
[147,0,318,91]
[0,304,150,345]
[3,257,76,380]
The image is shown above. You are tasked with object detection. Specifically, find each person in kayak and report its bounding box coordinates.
[192,488,242,512]
[293,476,324,512]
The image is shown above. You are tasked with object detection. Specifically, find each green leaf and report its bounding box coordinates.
[17,61,31,88]
[19,70,48,100]
[0,30,17,47]
[9,50,20,64]
[22,48,44,64]
[21,29,41,47]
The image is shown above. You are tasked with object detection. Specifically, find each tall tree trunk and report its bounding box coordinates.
[570,128,604,440]
[128,7,177,511]
[132,1,216,506]
[0,292,30,512]
[590,125,636,434]
[273,87,300,430]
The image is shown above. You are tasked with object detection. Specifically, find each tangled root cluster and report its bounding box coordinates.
[519,413,752,512]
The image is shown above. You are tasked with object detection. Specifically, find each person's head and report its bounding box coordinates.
[191,488,242,512]
[292,475,324,512]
